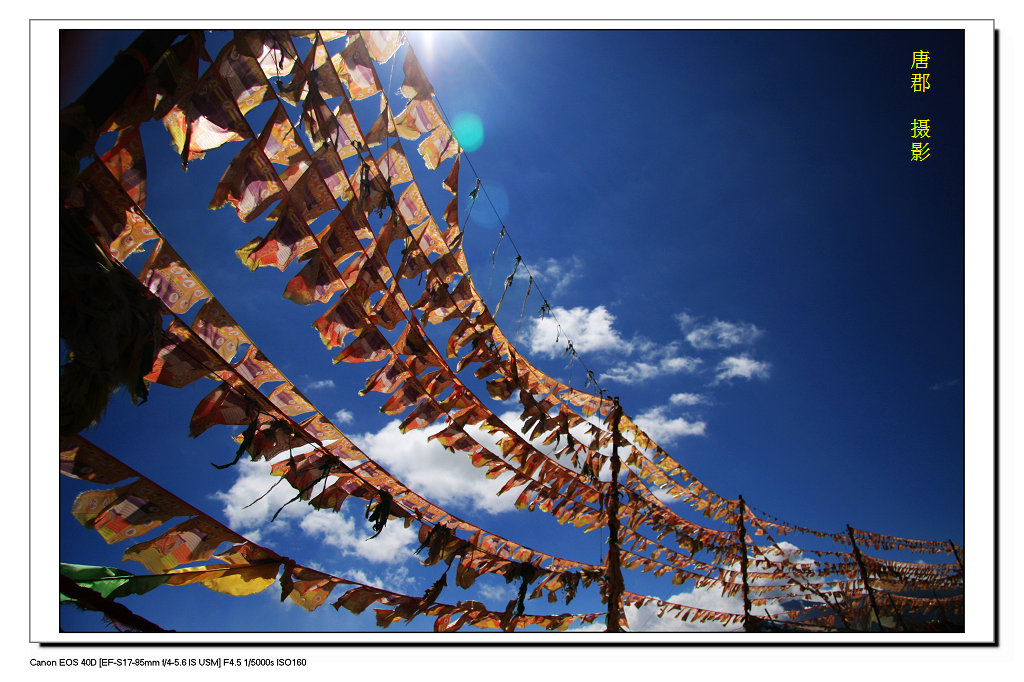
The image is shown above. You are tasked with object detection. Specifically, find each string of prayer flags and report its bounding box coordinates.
[62,29,966,634]
[72,479,195,545]
[61,436,137,485]
[122,516,243,574]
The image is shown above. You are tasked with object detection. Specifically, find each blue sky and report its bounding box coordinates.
[52,26,972,637]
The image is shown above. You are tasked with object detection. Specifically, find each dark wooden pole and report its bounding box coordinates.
[885,593,909,632]
[736,495,753,631]
[847,525,885,631]
[604,399,624,632]
[949,539,964,574]
[932,588,953,629]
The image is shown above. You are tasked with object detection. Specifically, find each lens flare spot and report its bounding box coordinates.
[452,112,484,152]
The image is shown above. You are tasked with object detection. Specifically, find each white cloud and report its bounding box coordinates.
[350,418,520,515]
[598,339,701,385]
[476,580,515,604]
[601,356,701,385]
[527,305,631,359]
[600,362,659,384]
[660,356,701,373]
[307,379,335,390]
[681,317,763,350]
[531,255,583,297]
[632,405,706,444]
[714,354,771,383]
[299,511,417,564]
[333,408,354,425]
[211,452,416,565]
[669,392,706,406]
[675,312,697,329]
[342,566,417,593]
[342,568,385,589]
[211,458,310,531]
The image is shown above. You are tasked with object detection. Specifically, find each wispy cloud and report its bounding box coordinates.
[669,392,707,406]
[714,354,771,383]
[342,566,417,592]
[530,255,583,297]
[343,568,385,589]
[333,409,354,425]
[678,314,763,350]
[929,378,960,391]
[598,339,701,385]
[307,379,336,390]
[476,580,515,603]
[600,357,701,385]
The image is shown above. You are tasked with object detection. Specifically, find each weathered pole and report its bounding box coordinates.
[948,539,964,574]
[736,495,753,631]
[932,588,953,629]
[886,593,908,632]
[847,525,885,631]
[604,398,625,632]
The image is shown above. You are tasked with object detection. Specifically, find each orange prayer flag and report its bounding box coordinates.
[70,160,158,261]
[99,125,147,207]
[399,48,433,99]
[139,239,211,314]
[122,517,240,574]
[208,139,284,222]
[192,299,252,363]
[60,436,136,485]
[334,33,381,100]
[362,30,404,64]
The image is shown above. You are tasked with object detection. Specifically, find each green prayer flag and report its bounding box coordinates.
[59,563,169,602]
